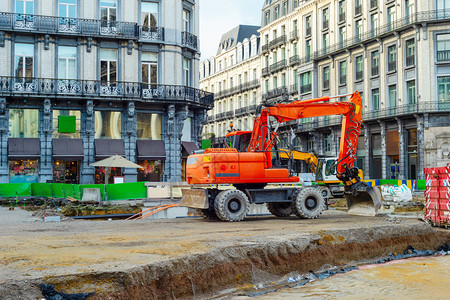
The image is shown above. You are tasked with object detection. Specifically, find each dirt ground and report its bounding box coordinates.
[0,206,448,299]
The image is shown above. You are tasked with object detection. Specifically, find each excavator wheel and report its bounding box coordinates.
[195,208,219,220]
[266,202,293,217]
[317,186,331,200]
[214,190,250,222]
[292,188,326,219]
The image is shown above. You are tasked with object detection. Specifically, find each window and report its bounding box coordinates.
[407,80,416,104]
[265,79,269,92]
[95,111,122,139]
[372,88,380,110]
[142,52,158,85]
[355,55,363,81]
[183,58,190,88]
[183,9,190,33]
[388,45,397,72]
[437,34,450,62]
[253,68,257,80]
[274,5,279,19]
[300,72,311,94]
[371,50,379,76]
[338,0,346,22]
[53,110,81,138]
[305,40,311,60]
[14,43,34,80]
[339,26,346,46]
[16,0,34,14]
[59,0,77,18]
[281,73,286,87]
[405,39,415,66]
[264,10,270,26]
[322,7,329,29]
[438,0,450,10]
[100,0,117,27]
[339,60,347,85]
[305,15,311,36]
[283,1,288,15]
[100,49,117,85]
[58,46,76,79]
[141,2,158,27]
[293,42,298,56]
[323,66,330,89]
[388,85,397,108]
[9,109,39,138]
[438,77,450,102]
[323,33,329,53]
[253,91,257,105]
[387,6,396,28]
[273,76,278,89]
[370,13,379,34]
[355,0,362,14]
[405,0,415,19]
[355,19,362,40]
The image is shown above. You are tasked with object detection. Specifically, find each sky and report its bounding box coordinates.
[199,0,263,60]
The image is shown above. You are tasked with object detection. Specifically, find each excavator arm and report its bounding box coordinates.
[248,92,381,215]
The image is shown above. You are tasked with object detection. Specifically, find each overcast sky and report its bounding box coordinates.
[199,0,263,60]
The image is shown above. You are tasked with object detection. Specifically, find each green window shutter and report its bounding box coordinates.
[58,115,76,133]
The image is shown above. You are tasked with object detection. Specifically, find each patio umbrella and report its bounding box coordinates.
[90,155,144,169]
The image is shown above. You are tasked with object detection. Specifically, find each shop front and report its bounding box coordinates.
[52,139,84,184]
[8,138,40,183]
[94,139,125,184]
[136,140,166,182]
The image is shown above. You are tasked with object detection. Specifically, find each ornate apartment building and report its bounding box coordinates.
[0,0,213,184]
[199,25,261,141]
[202,0,450,180]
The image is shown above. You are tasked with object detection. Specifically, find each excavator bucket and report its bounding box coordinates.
[345,182,382,216]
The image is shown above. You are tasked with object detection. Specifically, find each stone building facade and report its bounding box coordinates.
[203,0,450,181]
[0,0,212,184]
[199,25,261,141]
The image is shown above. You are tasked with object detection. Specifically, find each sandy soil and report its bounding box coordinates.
[0,206,448,299]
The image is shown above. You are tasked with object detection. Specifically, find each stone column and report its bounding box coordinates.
[123,102,137,183]
[378,120,387,179]
[39,99,53,183]
[193,108,207,146]
[0,98,9,183]
[364,126,370,179]
[396,118,406,180]
[415,114,425,179]
[80,101,95,184]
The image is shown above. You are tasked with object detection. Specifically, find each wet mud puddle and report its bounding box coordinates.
[253,255,450,299]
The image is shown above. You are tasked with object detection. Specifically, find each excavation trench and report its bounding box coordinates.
[2,222,449,300]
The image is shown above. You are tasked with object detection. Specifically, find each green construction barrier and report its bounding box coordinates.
[73,184,81,200]
[105,182,147,201]
[0,183,32,197]
[417,180,426,190]
[80,184,106,201]
[31,183,52,197]
[51,183,65,198]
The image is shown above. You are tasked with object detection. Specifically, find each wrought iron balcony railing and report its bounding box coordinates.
[323,79,330,90]
[270,60,286,73]
[388,61,397,72]
[290,30,298,41]
[269,35,287,49]
[0,12,138,39]
[182,31,198,49]
[437,50,450,62]
[406,55,415,66]
[262,43,269,53]
[300,84,312,94]
[289,55,300,66]
[355,71,363,81]
[0,76,213,107]
[262,67,270,77]
[290,83,298,94]
[139,26,164,42]
[371,66,379,77]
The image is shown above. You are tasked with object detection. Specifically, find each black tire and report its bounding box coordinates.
[266,202,293,217]
[214,190,250,222]
[318,186,331,200]
[292,188,326,219]
[195,208,219,220]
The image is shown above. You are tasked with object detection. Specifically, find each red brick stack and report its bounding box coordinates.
[424,164,450,227]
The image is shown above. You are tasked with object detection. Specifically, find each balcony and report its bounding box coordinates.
[248,104,257,113]
[262,43,269,53]
[406,55,415,66]
[270,60,287,73]
[139,26,164,42]
[0,12,138,39]
[437,50,450,62]
[0,76,214,107]
[371,66,379,77]
[388,61,397,72]
[300,84,311,94]
[226,111,234,118]
[289,55,300,66]
[339,75,347,86]
[262,67,270,77]
[290,30,298,41]
[355,71,363,81]
[290,83,298,94]
[269,35,287,50]
[263,87,289,101]
[182,31,198,49]
[207,115,215,122]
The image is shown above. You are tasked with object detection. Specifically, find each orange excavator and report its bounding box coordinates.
[181,92,381,221]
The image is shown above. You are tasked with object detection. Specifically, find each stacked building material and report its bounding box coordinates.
[424,164,450,227]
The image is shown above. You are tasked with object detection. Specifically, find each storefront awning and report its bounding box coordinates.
[136,140,166,160]
[53,139,84,160]
[8,138,40,159]
[182,141,199,158]
[95,139,125,159]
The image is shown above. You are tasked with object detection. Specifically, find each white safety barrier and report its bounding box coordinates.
[381,184,413,202]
